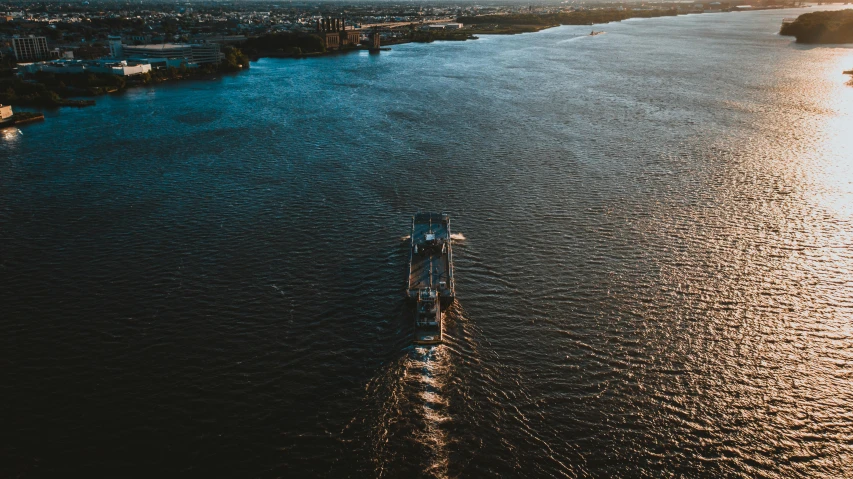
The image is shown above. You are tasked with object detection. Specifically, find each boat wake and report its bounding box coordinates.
[358,302,481,478]
[410,345,452,478]
[361,342,453,478]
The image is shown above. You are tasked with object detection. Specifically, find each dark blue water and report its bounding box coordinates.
[2,8,852,478]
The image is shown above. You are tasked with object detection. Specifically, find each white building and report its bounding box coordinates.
[0,104,13,121]
[424,23,464,30]
[17,59,152,76]
[12,36,49,61]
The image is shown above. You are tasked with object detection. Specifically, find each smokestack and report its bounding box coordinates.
[316,19,320,32]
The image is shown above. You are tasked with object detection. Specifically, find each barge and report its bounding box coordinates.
[406,212,455,345]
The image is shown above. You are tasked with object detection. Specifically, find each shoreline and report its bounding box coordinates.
[0,111,45,129]
[3,6,821,115]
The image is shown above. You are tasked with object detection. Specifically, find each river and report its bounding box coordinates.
[1,7,852,478]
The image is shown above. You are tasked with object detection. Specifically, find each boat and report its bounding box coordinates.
[406,212,455,345]
[589,30,604,36]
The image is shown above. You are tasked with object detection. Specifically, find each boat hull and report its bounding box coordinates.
[407,212,455,344]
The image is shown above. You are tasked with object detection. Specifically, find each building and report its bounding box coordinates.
[49,48,74,59]
[344,30,360,46]
[323,31,340,50]
[108,36,123,58]
[425,23,464,30]
[16,59,152,76]
[110,39,222,65]
[370,31,381,51]
[12,36,49,61]
[0,104,12,122]
[315,18,360,50]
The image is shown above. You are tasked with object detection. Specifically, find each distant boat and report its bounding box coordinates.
[589,30,605,36]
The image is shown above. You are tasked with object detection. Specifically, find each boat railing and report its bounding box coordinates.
[406,216,415,293]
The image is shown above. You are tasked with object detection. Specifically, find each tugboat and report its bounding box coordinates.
[406,212,455,345]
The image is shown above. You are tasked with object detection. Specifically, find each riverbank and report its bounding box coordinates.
[0,111,44,129]
[779,9,853,43]
[240,9,680,62]
[456,8,679,35]
[464,24,555,35]
[0,46,249,109]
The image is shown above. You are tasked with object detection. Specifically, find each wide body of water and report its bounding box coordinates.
[2,7,852,478]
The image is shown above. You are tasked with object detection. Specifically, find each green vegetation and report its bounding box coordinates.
[240,32,326,58]
[457,9,678,30]
[221,46,250,71]
[0,46,249,108]
[8,111,45,124]
[35,71,127,95]
[780,9,853,43]
[0,77,95,107]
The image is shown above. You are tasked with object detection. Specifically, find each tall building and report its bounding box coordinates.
[12,36,49,61]
[108,36,123,59]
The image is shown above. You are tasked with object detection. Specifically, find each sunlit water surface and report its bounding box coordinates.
[1,7,852,478]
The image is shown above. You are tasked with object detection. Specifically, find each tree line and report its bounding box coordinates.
[780,10,853,44]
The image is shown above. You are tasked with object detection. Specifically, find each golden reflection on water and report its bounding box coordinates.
[1,127,22,144]
[412,345,451,479]
[754,44,853,475]
[821,80,853,217]
[365,342,453,479]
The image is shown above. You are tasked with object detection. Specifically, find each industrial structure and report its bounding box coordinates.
[370,30,381,52]
[315,18,360,50]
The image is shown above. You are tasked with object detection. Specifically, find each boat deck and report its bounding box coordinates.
[407,212,455,345]
[408,217,451,294]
